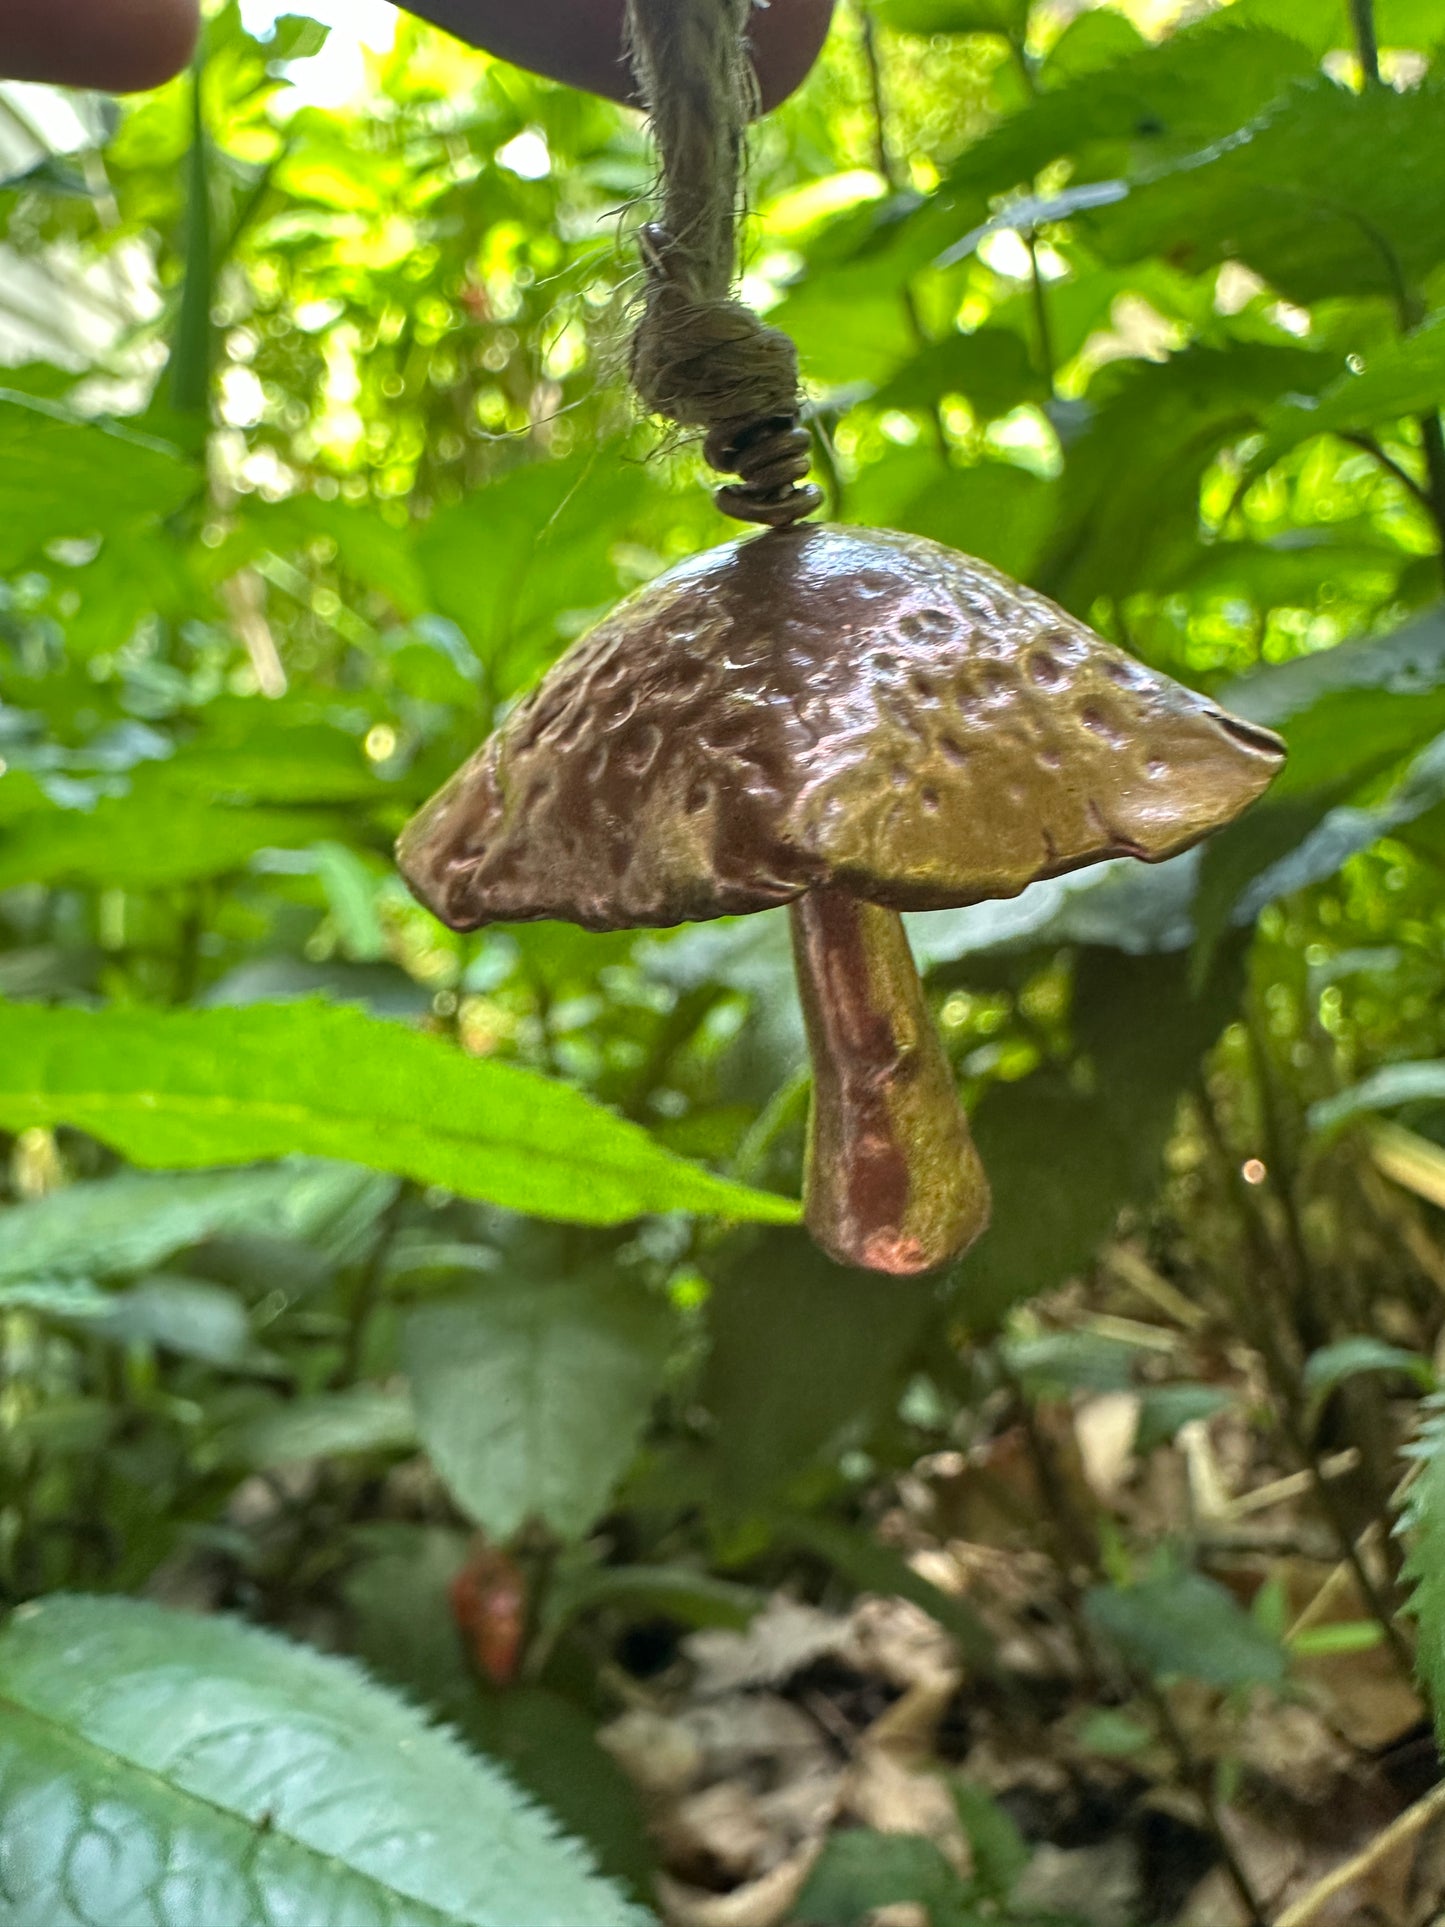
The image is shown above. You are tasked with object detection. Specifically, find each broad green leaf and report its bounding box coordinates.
[0,1162,388,1285]
[871,326,1045,419]
[0,1594,650,1927]
[915,19,1315,265]
[1085,1571,1288,1689]
[1249,310,1445,478]
[1133,1383,1234,1455]
[701,1230,937,1504]
[92,1277,253,1364]
[874,0,1027,37]
[1038,9,1147,84]
[343,1526,655,1898]
[853,456,1056,583]
[952,1783,1029,1903]
[1303,1337,1433,1407]
[797,1830,977,1927]
[1311,1062,1445,1135]
[0,793,344,891]
[220,1386,418,1468]
[1086,78,1445,307]
[1226,0,1444,54]
[404,1270,675,1539]
[960,945,1245,1329]
[0,1279,111,1318]
[0,392,195,570]
[0,1000,801,1226]
[414,453,653,696]
[1038,342,1330,610]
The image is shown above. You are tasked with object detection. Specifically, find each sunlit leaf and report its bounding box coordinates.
[0,1000,803,1226]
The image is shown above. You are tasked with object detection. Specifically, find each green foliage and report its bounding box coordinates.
[405,1261,676,1539]
[0,1000,798,1223]
[1403,1397,1445,1737]
[1085,1571,1288,1691]
[5,1,1445,1907]
[0,1595,649,1927]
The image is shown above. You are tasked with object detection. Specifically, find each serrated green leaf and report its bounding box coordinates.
[0,1001,801,1226]
[1086,77,1445,307]
[915,19,1315,265]
[0,393,196,570]
[0,793,343,891]
[0,1594,650,1927]
[405,1271,675,1539]
[1039,342,1330,609]
[0,1162,387,1285]
[1249,310,1445,478]
[1403,1399,1445,1737]
[1086,1570,1288,1689]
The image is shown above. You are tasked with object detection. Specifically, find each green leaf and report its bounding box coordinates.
[1311,1061,1445,1134]
[796,1830,976,1927]
[1303,1337,1435,1405]
[871,326,1045,419]
[915,19,1315,264]
[414,454,651,696]
[0,1279,111,1319]
[0,1000,801,1226]
[952,1783,1029,1903]
[343,1525,655,1899]
[1085,1571,1288,1689]
[93,1276,253,1363]
[0,1594,650,1927]
[1403,1398,1445,1737]
[1249,310,1445,477]
[874,0,1028,38]
[0,793,344,892]
[1039,342,1330,610]
[405,1270,675,1540]
[220,1386,418,1468]
[1133,1383,1234,1455]
[1226,0,1443,54]
[1086,77,1445,307]
[0,393,196,570]
[0,1162,388,1285]
[960,946,1245,1330]
[700,1230,937,1504]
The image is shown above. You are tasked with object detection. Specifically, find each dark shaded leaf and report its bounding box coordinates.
[1086,1570,1288,1688]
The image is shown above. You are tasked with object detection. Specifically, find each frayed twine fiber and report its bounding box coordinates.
[625,0,821,526]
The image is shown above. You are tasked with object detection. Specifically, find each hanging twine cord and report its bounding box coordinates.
[625,0,822,527]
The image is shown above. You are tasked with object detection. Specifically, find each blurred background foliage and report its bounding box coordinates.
[7,0,1445,1917]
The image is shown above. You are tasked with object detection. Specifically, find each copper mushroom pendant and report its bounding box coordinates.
[398,525,1283,1276]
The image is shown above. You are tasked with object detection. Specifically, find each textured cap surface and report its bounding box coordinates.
[399,524,1282,932]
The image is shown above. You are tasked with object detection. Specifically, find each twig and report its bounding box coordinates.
[1274,1778,1445,1927]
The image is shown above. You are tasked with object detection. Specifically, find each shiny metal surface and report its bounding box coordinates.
[791,890,989,1275]
[398,523,1283,934]
[398,521,1284,1277]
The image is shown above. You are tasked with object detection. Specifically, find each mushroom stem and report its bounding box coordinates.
[789,888,990,1276]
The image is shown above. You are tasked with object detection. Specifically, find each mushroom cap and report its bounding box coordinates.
[398,523,1283,933]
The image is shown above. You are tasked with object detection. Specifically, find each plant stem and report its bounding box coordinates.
[856,4,951,464]
[1349,0,1381,82]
